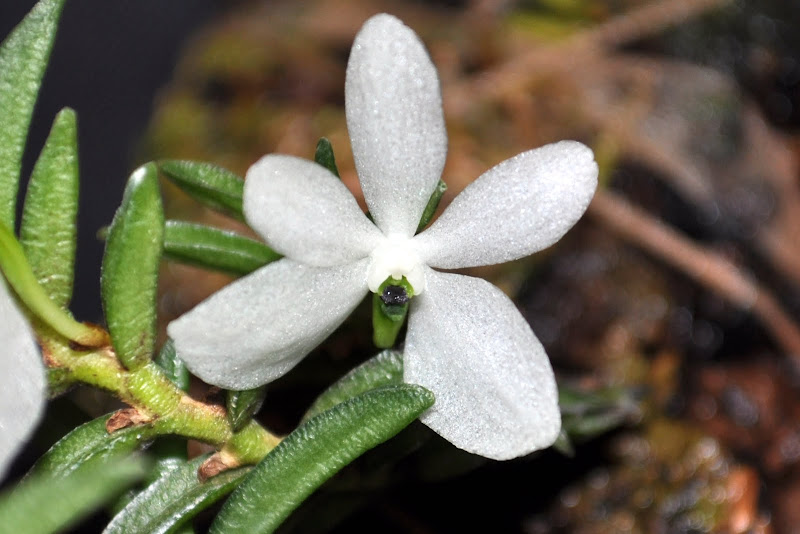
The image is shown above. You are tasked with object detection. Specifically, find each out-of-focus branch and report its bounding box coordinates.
[446,0,732,117]
[588,190,800,360]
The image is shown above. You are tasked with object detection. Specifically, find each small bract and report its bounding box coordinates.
[0,279,46,476]
[168,13,598,460]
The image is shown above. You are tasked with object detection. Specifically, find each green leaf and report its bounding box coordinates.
[19,108,79,309]
[105,455,249,534]
[0,456,146,534]
[0,0,66,229]
[0,221,107,346]
[302,350,403,422]
[227,387,267,433]
[559,383,639,445]
[313,138,340,179]
[163,221,279,276]
[154,339,190,392]
[101,163,164,370]
[416,179,446,232]
[211,385,434,534]
[159,160,244,221]
[32,414,152,478]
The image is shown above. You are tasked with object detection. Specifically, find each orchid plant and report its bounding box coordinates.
[0,2,624,533]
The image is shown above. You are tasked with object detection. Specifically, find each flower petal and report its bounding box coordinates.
[167,258,369,390]
[244,154,383,266]
[414,141,598,268]
[404,269,560,460]
[345,14,447,237]
[0,280,45,477]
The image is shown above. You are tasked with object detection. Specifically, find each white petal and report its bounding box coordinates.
[0,280,45,477]
[414,141,598,268]
[168,258,369,390]
[404,269,560,460]
[345,14,447,237]
[244,154,383,266]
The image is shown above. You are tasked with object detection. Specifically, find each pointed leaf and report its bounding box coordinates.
[302,350,403,422]
[33,413,153,478]
[19,108,79,308]
[227,387,266,433]
[0,456,146,534]
[104,455,249,534]
[559,384,640,444]
[159,161,244,221]
[0,0,66,228]
[163,221,279,276]
[416,179,446,232]
[101,164,164,369]
[211,385,434,534]
[313,138,340,179]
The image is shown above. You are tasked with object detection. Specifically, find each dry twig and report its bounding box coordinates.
[589,190,800,361]
[446,0,732,117]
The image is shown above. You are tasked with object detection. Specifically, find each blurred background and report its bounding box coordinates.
[4,0,800,532]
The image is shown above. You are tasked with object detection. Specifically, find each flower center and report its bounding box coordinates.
[367,234,425,294]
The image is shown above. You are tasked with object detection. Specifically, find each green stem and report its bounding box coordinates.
[41,333,280,463]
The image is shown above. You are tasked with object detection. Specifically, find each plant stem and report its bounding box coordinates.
[40,330,281,464]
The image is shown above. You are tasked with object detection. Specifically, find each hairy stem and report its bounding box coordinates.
[40,330,281,464]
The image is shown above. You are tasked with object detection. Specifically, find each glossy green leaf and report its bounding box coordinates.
[0,0,65,229]
[159,160,244,221]
[101,164,164,369]
[211,385,434,534]
[313,138,340,179]
[226,387,266,433]
[105,455,249,534]
[33,413,153,478]
[302,350,403,422]
[154,339,190,393]
[19,108,79,308]
[0,221,107,346]
[0,456,146,534]
[163,221,279,276]
[416,179,446,232]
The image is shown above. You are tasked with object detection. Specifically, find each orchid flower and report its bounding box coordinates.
[0,279,45,476]
[168,13,597,460]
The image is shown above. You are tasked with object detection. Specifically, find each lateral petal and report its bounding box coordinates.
[345,13,447,237]
[168,258,369,390]
[244,155,382,267]
[405,269,560,460]
[414,141,597,268]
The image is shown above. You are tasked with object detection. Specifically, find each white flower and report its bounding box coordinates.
[0,278,46,476]
[168,13,597,460]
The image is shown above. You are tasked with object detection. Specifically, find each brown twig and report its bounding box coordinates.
[588,190,800,361]
[445,0,732,118]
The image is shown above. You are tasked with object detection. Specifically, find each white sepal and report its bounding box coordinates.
[0,280,45,477]
[345,13,447,238]
[404,269,561,460]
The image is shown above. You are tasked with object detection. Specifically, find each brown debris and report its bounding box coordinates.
[105,408,152,433]
[198,451,240,481]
